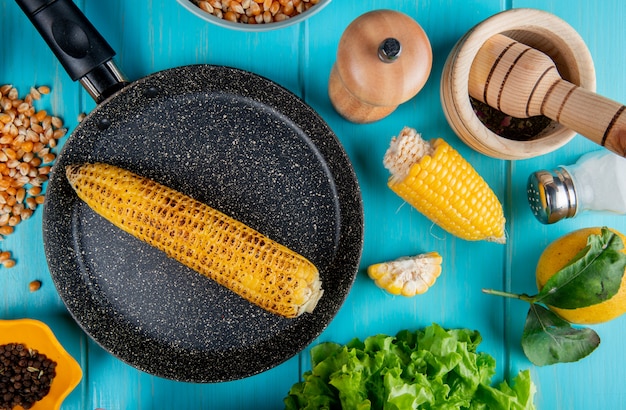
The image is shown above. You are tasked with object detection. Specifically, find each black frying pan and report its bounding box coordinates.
[17,0,363,382]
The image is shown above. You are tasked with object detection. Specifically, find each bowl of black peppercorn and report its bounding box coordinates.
[0,319,82,410]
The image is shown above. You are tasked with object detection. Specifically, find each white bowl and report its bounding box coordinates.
[177,0,331,32]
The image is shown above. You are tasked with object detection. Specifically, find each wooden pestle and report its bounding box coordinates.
[469,33,626,157]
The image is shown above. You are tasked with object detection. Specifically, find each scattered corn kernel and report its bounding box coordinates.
[368,252,443,296]
[2,259,16,268]
[66,162,324,318]
[0,251,11,262]
[29,279,42,292]
[0,84,65,266]
[383,127,506,243]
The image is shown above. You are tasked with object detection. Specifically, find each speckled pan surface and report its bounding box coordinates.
[42,65,363,382]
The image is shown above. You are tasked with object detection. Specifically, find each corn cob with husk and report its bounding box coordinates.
[65,162,323,318]
[368,251,443,296]
[384,127,506,243]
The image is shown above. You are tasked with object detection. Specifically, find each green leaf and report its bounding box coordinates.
[473,370,536,410]
[521,304,600,366]
[383,368,432,409]
[329,369,371,409]
[284,324,536,409]
[535,227,626,309]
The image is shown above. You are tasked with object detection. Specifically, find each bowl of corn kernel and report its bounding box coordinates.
[178,0,330,31]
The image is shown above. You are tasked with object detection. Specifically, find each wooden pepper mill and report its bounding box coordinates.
[328,10,433,124]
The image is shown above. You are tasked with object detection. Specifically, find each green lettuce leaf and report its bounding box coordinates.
[284,324,535,409]
[472,370,536,409]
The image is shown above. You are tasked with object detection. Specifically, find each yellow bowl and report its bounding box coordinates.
[0,319,82,410]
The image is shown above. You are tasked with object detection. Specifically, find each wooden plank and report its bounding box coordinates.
[508,1,626,409]
[2,0,625,408]
[1,2,86,409]
[77,1,306,409]
[302,0,511,393]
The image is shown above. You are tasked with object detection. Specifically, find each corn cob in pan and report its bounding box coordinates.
[65,162,323,318]
[383,127,506,243]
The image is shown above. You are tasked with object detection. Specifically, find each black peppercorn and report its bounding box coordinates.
[470,97,552,141]
[0,343,57,410]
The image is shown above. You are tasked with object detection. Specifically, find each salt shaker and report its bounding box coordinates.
[527,150,626,224]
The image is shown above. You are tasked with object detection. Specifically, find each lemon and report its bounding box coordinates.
[536,227,626,324]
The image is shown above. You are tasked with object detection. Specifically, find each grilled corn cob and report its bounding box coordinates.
[384,127,506,243]
[368,252,443,296]
[65,162,323,318]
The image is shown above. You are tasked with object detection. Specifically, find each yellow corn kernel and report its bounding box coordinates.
[368,252,443,296]
[384,127,505,243]
[65,162,323,318]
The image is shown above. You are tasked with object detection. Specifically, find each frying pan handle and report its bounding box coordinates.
[15,0,129,103]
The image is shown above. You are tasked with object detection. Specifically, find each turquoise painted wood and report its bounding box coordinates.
[1,0,625,408]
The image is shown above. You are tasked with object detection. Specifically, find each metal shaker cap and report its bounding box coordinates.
[527,167,578,224]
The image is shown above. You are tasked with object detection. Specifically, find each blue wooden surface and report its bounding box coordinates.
[1,0,625,409]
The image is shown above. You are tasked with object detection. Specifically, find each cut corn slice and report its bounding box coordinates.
[65,162,323,318]
[383,127,506,243]
[368,252,443,296]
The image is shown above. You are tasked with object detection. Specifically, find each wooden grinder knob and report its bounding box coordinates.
[329,10,433,123]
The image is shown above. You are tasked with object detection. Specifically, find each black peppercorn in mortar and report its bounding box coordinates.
[471,97,552,141]
[0,343,57,410]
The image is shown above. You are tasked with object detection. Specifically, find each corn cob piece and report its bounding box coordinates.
[383,127,506,243]
[368,252,443,296]
[65,162,323,318]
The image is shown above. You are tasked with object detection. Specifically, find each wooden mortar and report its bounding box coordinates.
[469,34,626,157]
[440,8,596,159]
